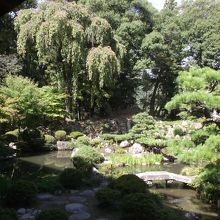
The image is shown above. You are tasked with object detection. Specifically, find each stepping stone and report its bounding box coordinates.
[68,212,90,220]
[69,196,87,203]
[79,190,95,198]
[65,203,88,213]
[36,193,56,201]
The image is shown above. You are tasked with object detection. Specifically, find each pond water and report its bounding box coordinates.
[0,151,218,220]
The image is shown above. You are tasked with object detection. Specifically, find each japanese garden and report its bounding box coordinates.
[0,0,220,220]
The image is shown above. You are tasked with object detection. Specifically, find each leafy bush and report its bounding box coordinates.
[36,208,68,220]
[0,208,18,220]
[191,129,210,145]
[0,175,11,200]
[193,162,220,203]
[58,168,83,189]
[6,180,37,207]
[96,188,121,208]
[77,136,91,145]
[121,193,162,220]
[180,166,201,176]
[44,135,55,144]
[20,128,45,150]
[100,133,133,142]
[37,175,62,193]
[69,131,84,139]
[136,138,167,148]
[72,145,104,165]
[204,135,220,152]
[54,130,66,141]
[173,127,185,136]
[110,174,146,195]
[3,129,19,142]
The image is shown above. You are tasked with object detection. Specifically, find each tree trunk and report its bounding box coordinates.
[150,79,159,115]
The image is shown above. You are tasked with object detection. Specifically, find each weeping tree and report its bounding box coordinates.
[87,46,120,114]
[15,1,119,117]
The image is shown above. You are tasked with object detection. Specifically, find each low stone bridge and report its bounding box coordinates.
[136,171,196,185]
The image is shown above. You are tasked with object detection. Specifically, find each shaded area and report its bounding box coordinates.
[0,0,25,16]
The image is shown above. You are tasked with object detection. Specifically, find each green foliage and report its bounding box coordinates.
[44,135,55,144]
[72,145,104,166]
[121,193,162,220]
[77,136,91,145]
[129,112,155,134]
[58,168,83,189]
[173,127,185,136]
[110,174,146,195]
[181,166,201,176]
[165,68,220,116]
[20,128,45,150]
[0,208,18,220]
[136,138,167,148]
[6,180,37,207]
[95,188,121,208]
[37,175,62,193]
[36,208,68,220]
[0,175,11,200]
[69,131,84,139]
[100,133,133,142]
[204,135,220,152]
[191,129,210,145]
[54,130,67,141]
[193,162,220,203]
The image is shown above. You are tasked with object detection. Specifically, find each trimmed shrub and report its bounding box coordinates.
[110,174,146,195]
[121,193,162,220]
[6,180,37,207]
[58,168,82,189]
[54,130,66,141]
[44,135,55,144]
[3,129,19,143]
[77,136,91,145]
[69,131,84,139]
[36,208,68,220]
[96,188,121,208]
[72,146,104,165]
[204,135,220,152]
[100,133,133,142]
[0,208,18,220]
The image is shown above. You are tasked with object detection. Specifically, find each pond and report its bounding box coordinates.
[0,151,218,220]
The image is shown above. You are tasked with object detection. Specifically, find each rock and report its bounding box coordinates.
[65,203,88,213]
[20,214,35,220]
[79,190,95,198]
[119,140,130,148]
[57,141,72,150]
[194,122,202,129]
[166,126,174,138]
[71,148,79,157]
[9,142,17,150]
[104,147,114,154]
[69,196,87,203]
[36,193,56,201]
[68,212,90,220]
[96,218,109,220]
[17,208,26,215]
[128,143,144,154]
[184,212,197,220]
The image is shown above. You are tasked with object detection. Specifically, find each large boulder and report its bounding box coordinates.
[128,143,144,154]
[119,140,130,148]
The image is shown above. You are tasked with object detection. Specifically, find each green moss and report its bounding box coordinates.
[54,130,66,141]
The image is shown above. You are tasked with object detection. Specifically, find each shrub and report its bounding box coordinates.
[3,129,19,143]
[96,188,121,208]
[193,162,220,203]
[191,129,210,145]
[6,180,37,207]
[20,129,45,149]
[136,138,167,149]
[180,166,201,176]
[69,131,84,139]
[58,168,82,189]
[44,135,55,144]
[37,175,62,193]
[173,127,185,136]
[0,175,11,200]
[100,133,133,142]
[0,208,18,220]
[36,208,68,220]
[77,136,91,145]
[72,145,104,165]
[121,193,162,220]
[204,135,220,152]
[54,130,66,141]
[110,174,146,195]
